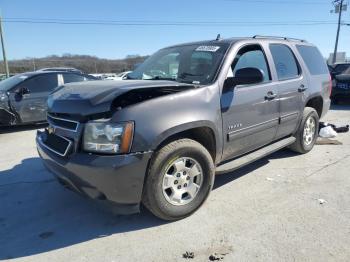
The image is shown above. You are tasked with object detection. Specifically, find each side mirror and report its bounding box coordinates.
[16,87,30,96]
[224,67,264,89]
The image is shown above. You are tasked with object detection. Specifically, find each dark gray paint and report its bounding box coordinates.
[37,37,331,212]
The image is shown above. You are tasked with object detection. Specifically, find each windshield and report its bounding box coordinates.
[335,64,350,74]
[128,43,230,85]
[342,67,350,75]
[0,74,29,92]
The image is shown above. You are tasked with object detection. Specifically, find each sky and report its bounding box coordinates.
[1,0,350,60]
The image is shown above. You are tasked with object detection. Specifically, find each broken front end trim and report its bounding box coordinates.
[0,107,17,126]
[36,130,153,214]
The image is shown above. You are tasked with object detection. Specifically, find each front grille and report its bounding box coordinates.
[40,131,73,156]
[47,114,79,132]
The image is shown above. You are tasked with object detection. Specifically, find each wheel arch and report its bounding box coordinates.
[305,95,323,118]
[151,121,221,164]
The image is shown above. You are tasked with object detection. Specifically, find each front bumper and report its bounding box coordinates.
[36,131,152,214]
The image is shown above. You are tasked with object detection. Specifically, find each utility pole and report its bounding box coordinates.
[0,15,9,77]
[332,0,345,64]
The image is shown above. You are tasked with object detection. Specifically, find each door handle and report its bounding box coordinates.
[265,91,277,100]
[298,84,308,92]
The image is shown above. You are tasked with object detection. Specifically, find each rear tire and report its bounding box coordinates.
[142,139,215,221]
[289,107,319,154]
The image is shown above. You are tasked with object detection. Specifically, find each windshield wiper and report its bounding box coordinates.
[144,76,178,81]
[179,72,202,78]
[147,77,196,85]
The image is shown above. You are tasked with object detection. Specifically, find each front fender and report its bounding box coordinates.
[110,84,223,159]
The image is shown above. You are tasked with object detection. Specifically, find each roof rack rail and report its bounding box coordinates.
[252,35,307,43]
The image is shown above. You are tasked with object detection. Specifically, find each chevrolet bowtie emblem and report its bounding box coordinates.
[47,126,55,134]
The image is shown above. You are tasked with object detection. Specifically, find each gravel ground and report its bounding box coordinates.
[0,105,349,262]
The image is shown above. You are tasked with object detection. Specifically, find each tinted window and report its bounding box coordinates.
[63,73,85,83]
[296,45,328,75]
[230,45,271,83]
[18,74,58,93]
[270,44,299,80]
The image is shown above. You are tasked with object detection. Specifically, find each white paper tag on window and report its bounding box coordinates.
[195,46,220,52]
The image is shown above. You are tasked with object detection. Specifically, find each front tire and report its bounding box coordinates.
[142,139,215,221]
[289,107,319,154]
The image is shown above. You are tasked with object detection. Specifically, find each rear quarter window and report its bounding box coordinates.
[269,44,300,81]
[296,45,329,75]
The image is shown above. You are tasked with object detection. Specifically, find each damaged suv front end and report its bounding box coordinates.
[35,81,201,213]
[0,91,15,125]
[36,41,230,213]
[0,76,23,125]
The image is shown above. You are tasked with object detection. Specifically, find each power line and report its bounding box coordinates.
[3,17,339,24]
[1,18,343,27]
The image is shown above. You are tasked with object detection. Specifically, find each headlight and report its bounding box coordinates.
[0,93,7,101]
[83,120,134,154]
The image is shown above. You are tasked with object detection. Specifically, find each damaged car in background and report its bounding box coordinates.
[330,64,350,104]
[36,36,331,221]
[0,71,96,126]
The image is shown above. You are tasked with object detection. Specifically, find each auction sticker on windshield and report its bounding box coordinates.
[195,46,220,52]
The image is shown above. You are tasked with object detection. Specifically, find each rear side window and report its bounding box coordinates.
[18,74,58,93]
[296,45,328,75]
[63,73,85,83]
[269,44,300,80]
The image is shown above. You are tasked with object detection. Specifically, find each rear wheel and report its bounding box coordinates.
[289,107,319,154]
[142,139,215,221]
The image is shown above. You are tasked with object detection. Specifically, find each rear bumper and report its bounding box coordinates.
[36,131,152,214]
[321,97,331,119]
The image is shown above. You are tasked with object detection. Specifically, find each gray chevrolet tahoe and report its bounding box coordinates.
[36,36,331,221]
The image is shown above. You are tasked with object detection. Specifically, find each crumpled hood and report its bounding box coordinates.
[48,80,194,116]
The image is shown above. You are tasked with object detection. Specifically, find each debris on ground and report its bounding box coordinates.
[39,231,54,239]
[315,137,342,145]
[209,252,228,261]
[182,251,195,259]
[317,199,327,205]
[319,122,349,134]
[266,177,275,181]
[319,126,337,138]
[319,122,349,138]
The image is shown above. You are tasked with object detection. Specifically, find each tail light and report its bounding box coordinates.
[328,74,332,97]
